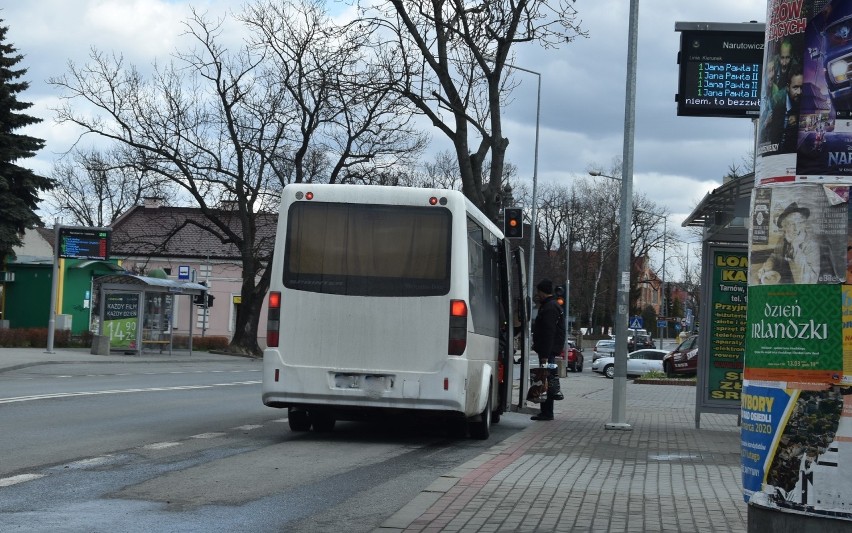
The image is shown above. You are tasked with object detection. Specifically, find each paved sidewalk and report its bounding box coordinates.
[378,374,746,533]
[0,346,254,373]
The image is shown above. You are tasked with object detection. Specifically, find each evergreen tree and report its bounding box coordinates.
[0,20,52,266]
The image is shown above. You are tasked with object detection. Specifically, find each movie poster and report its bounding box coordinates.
[104,293,139,349]
[754,0,852,184]
[748,184,847,285]
[798,0,852,176]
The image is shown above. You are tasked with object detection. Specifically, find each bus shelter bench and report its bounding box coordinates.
[141,338,172,354]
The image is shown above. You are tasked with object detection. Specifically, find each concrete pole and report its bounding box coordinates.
[606,0,639,431]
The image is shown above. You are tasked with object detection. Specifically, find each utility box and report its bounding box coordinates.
[55,314,72,331]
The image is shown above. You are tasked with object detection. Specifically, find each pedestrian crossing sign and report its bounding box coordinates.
[629,316,643,329]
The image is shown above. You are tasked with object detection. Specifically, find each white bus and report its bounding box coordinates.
[262,184,526,439]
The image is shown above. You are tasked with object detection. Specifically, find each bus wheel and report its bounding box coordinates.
[469,388,492,440]
[310,411,336,432]
[288,408,312,432]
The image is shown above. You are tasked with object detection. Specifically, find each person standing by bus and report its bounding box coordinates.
[531,279,564,421]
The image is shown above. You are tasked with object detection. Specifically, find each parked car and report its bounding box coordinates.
[663,334,699,376]
[628,334,655,351]
[592,348,668,379]
[562,341,584,372]
[593,339,615,362]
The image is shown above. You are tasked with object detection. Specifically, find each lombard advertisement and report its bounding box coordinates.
[104,293,139,349]
[706,249,747,403]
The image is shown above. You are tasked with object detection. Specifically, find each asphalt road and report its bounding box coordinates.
[0,359,530,532]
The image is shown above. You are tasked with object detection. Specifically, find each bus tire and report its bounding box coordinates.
[469,387,492,440]
[288,408,312,432]
[310,410,336,432]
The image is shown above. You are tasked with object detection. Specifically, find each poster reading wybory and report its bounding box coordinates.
[742,385,852,519]
[748,184,847,286]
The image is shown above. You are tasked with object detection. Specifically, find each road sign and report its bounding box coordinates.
[629,316,643,329]
[657,320,667,329]
[178,265,190,280]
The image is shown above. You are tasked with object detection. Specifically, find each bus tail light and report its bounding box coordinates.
[267,291,281,347]
[448,299,467,356]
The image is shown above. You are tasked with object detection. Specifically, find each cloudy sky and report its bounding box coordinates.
[2,0,769,250]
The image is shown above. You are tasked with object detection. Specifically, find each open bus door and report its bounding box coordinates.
[497,241,512,415]
[512,247,530,411]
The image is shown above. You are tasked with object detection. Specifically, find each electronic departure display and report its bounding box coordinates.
[676,22,766,119]
[58,227,111,260]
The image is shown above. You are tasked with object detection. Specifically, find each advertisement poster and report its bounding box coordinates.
[799,0,852,177]
[743,384,852,520]
[748,184,847,285]
[707,250,747,402]
[842,286,852,383]
[741,384,795,499]
[104,293,139,349]
[746,283,842,383]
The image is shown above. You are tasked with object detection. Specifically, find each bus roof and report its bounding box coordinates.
[281,184,505,240]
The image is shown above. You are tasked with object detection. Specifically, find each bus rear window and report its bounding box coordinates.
[283,202,452,296]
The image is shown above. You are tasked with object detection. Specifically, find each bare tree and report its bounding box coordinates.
[357,0,586,221]
[46,146,175,227]
[240,0,427,186]
[49,4,424,355]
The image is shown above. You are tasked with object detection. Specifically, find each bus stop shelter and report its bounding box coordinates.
[682,172,753,427]
[91,274,209,355]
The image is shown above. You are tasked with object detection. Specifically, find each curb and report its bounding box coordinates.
[633,378,696,386]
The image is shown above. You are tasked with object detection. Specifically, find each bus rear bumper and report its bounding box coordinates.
[262,350,471,415]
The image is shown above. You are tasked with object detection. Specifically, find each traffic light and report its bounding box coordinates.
[504,207,523,238]
[554,285,566,313]
[194,293,215,307]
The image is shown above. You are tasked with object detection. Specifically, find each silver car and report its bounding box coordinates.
[591,348,668,379]
[593,339,616,362]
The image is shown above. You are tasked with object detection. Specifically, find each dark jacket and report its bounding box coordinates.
[532,295,565,358]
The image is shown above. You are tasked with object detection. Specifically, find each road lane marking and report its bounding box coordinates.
[190,432,227,439]
[0,380,261,404]
[142,442,182,450]
[232,425,263,431]
[0,474,45,487]
[63,456,116,469]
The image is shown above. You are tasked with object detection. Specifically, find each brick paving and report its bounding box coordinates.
[378,374,746,533]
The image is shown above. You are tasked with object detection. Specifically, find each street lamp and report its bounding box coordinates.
[588,0,639,431]
[503,62,541,315]
[502,62,541,395]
